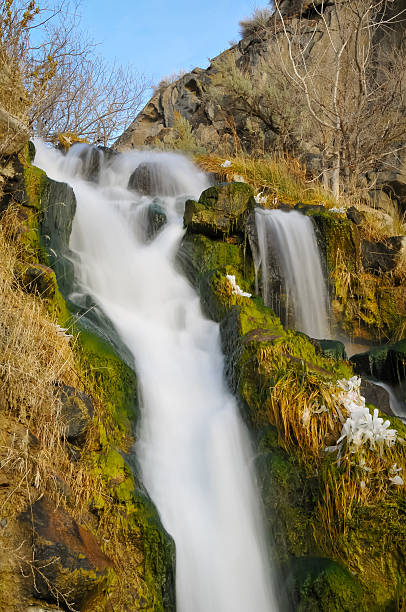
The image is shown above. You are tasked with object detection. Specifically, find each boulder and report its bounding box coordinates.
[56,383,94,446]
[368,189,398,216]
[285,557,363,611]
[1,153,32,213]
[70,143,103,182]
[19,497,112,609]
[39,176,77,296]
[18,264,58,299]
[346,206,365,225]
[184,182,256,238]
[362,237,405,274]
[314,339,347,361]
[128,161,183,197]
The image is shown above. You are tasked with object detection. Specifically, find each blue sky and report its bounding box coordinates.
[80,1,268,86]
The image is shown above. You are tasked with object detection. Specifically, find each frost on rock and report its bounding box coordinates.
[221,160,231,168]
[329,206,346,214]
[226,274,252,298]
[331,376,397,453]
[254,191,267,204]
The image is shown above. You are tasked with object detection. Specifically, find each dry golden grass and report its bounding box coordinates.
[196,153,339,207]
[0,218,145,608]
[257,345,344,458]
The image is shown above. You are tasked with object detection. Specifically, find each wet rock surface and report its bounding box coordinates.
[147,200,167,239]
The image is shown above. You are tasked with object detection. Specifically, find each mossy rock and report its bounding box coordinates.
[74,326,138,438]
[285,557,364,612]
[256,427,317,563]
[178,232,254,287]
[312,211,361,276]
[177,232,255,321]
[184,181,255,237]
[317,339,347,361]
[90,446,176,611]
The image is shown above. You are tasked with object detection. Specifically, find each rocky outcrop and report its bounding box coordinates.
[115,1,406,212]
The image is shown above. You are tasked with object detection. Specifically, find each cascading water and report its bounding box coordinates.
[34,141,279,612]
[254,208,330,339]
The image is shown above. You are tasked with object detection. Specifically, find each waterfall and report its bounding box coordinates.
[34,141,279,612]
[254,208,330,339]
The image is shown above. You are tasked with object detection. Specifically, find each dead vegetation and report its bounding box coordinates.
[0,206,147,608]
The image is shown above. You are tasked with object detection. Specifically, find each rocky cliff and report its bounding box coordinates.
[115,0,406,209]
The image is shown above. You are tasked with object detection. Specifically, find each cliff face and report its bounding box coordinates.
[115,0,406,208]
[114,35,272,154]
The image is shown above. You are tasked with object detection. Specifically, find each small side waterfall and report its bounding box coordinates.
[254,208,330,339]
[34,141,279,612]
[373,381,406,420]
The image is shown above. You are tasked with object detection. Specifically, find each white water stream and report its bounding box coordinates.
[34,141,278,612]
[254,208,330,339]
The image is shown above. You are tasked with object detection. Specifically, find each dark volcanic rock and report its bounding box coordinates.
[184,182,255,238]
[362,237,405,274]
[40,176,77,296]
[346,206,366,225]
[128,161,185,197]
[19,497,112,608]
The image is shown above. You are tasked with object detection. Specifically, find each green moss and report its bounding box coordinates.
[179,232,254,287]
[256,427,317,561]
[312,212,360,274]
[23,160,46,211]
[238,297,284,336]
[74,327,137,439]
[286,557,364,612]
[184,182,255,237]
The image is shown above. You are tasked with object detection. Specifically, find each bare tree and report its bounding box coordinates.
[0,0,149,147]
[274,0,406,197]
[207,0,406,197]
